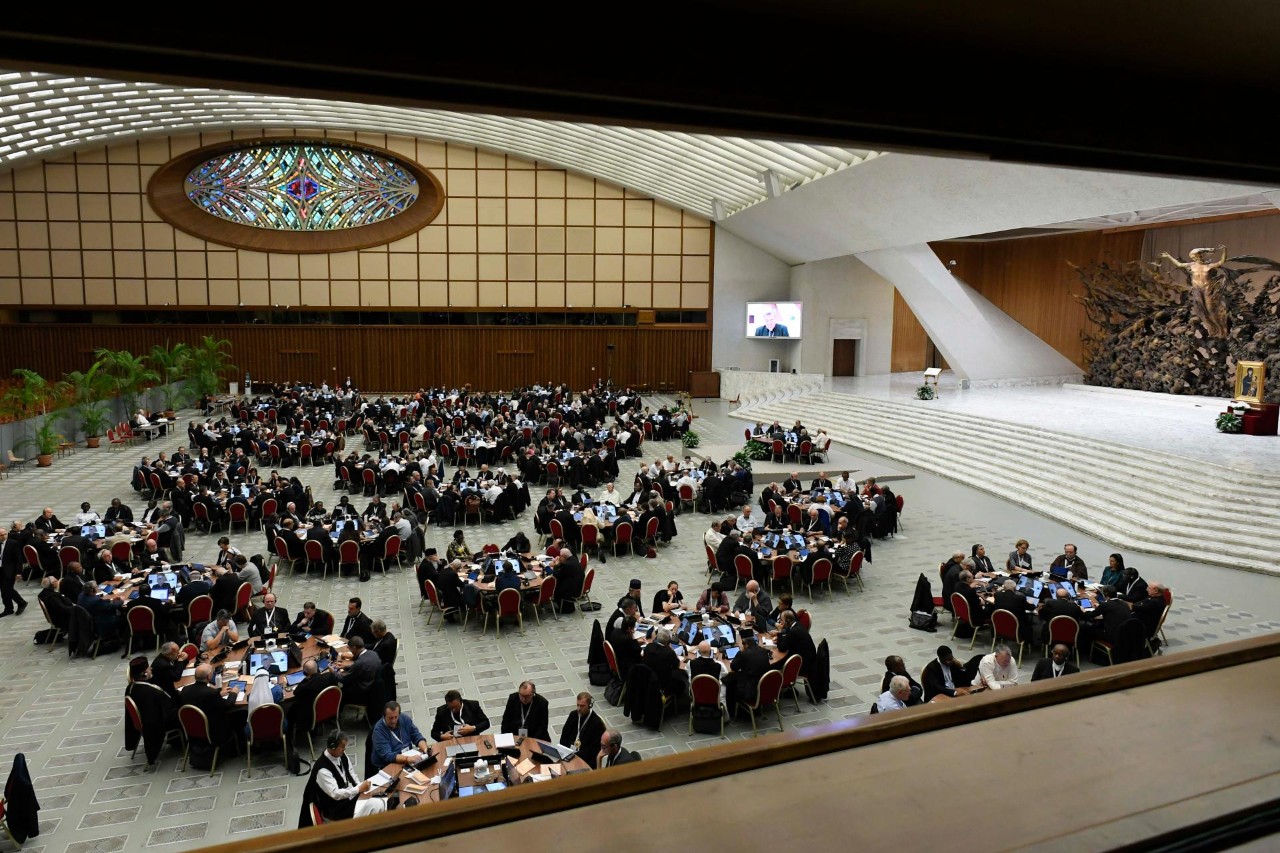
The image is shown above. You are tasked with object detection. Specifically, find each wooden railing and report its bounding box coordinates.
[201,632,1280,853]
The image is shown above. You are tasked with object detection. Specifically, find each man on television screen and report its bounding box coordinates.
[754,306,790,337]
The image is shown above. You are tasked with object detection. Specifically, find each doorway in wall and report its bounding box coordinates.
[832,339,858,376]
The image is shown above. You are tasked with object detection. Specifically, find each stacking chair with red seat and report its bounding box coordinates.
[738,669,785,736]
[688,674,726,736]
[949,592,991,650]
[989,609,1026,665]
[246,703,286,772]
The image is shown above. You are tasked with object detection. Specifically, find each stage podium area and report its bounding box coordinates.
[730,377,1280,576]
[211,634,1280,853]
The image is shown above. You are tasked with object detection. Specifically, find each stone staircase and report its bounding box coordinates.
[733,391,1280,576]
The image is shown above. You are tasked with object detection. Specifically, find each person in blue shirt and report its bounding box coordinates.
[372,701,429,767]
[495,560,524,594]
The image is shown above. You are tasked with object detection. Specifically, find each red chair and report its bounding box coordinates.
[178,705,231,773]
[274,536,300,576]
[771,555,794,596]
[58,545,80,568]
[643,516,660,548]
[771,439,785,463]
[420,579,457,628]
[894,494,905,530]
[246,702,285,771]
[544,461,560,487]
[778,653,809,712]
[798,440,813,464]
[252,563,278,601]
[124,695,145,760]
[602,641,625,705]
[307,685,344,759]
[37,597,66,651]
[463,593,487,633]
[299,443,313,466]
[743,428,751,442]
[184,595,214,632]
[485,587,524,637]
[304,540,329,580]
[612,521,633,557]
[234,581,254,622]
[796,609,812,631]
[806,557,833,601]
[338,540,360,576]
[704,545,718,585]
[990,609,1025,665]
[1046,615,1081,666]
[575,568,596,618]
[678,483,696,512]
[687,674,725,736]
[228,501,250,534]
[526,574,558,625]
[361,468,377,496]
[738,669,785,736]
[580,523,600,557]
[259,497,278,519]
[949,592,990,649]
[379,535,403,575]
[124,606,156,657]
[733,554,755,591]
[180,642,199,662]
[110,539,134,569]
[787,504,803,529]
[832,551,864,594]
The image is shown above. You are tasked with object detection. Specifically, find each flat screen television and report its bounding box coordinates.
[745,302,802,339]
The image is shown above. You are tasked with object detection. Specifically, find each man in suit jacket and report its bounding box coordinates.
[992,579,1034,641]
[210,567,242,617]
[1117,568,1149,603]
[362,497,388,523]
[687,641,723,682]
[59,561,86,603]
[148,641,189,701]
[499,681,551,740]
[178,664,240,746]
[559,692,605,767]
[922,645,974,702]
[38,577,72,631]
[339,598,376,644]
[104,499,134,526]
[249,593,290,637]
[810,473,833,491]
[1131,583,1167,640]
[724,635,770,709]
[956,571,991,627]
[0,525,28,615]
[33,507,65,534]
[775,610,816,676]
[608,617,643,679]
[286,658,340,736]
[336,636,381,709]
[1037,588,1085,644]
[642,629,685,698]
[125,582,174,640]
[430,689,491,741]
[1083,588,1132,646]
[1031,644,1080,681]
[597,728,641,769]
[305,522,339,572]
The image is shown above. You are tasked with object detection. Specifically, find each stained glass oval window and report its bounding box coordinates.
[185,144,419,231]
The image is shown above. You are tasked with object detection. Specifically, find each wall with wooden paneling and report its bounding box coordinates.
[890,288,929,372]
[0,324,709,393]
[926,231,1144,367]
[0,130,712,311]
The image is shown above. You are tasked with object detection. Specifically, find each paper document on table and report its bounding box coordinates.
[403,770,427,785]
[366,770,393,787]
[494,733,516,749]
[401,748,424,761]
[515,758,538,777]
[181,667,196,678]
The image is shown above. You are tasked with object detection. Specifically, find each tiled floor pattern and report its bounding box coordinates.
[0,401,1276,852]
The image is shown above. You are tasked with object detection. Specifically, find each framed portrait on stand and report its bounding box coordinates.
[1234,360,1265,404]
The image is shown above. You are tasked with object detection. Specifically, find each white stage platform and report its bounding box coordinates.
[690,442,913,484]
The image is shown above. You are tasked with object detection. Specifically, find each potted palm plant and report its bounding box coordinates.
[95,347,159,417]
[16,418,61,467]
[2,368,56,453]
[148,341,192,417]
[186,335,236,397]
[62,359,113,448]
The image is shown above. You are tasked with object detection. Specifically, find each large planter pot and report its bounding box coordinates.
[36,454,53,467]
[164,410,176,419]
[86,437,101,449]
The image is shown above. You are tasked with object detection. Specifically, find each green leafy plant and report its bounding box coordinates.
[732,448,754,470]
[681,429,701,448]
[185,336,235,397]
[148,341,192,412]
[16,418,61,460]
[741,439,770,462]
[95,348,160,415]
[1216,411,1243,433]
[2,368,55,419]
[61,358,114,440]
[916,384,936,400]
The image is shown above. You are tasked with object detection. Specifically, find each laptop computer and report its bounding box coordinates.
[445,743,480,762]
[439,760,459,800]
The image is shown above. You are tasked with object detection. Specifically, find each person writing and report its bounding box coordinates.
[371,701,429,767]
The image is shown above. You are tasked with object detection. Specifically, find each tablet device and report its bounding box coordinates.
[285,670,306,687]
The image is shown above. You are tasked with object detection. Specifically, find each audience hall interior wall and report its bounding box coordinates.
[710,229,793,373]
[0,129,712,311]
[0,323,709,393]
[790,254,894,377]
[1141,210,1280,268]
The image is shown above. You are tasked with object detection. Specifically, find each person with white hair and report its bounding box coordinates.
[875,675,913,712]
[977,644,1019,690]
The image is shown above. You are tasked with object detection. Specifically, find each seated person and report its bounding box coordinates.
[651,580,684,615]
[1049,543,1088,580]
[77,581,123,639]
[723,632,771,710]
[597,728,641,769]
[641,629,685,697]
[200,609,241,652]
[880,655,923,706]
[775,610,816,675]
[992,578,1034,640]
[1031,643,1080,681]
[305,731,399,821]
[289,600,333,636]
[976,645,1019,691]
[430,689,490,741]
[608,615,643,679]
[336,636,380,709]
[286,658,340,737]
[499,681,551,740]
[922,645,975,701]
[1036,587,1085,644]
[733,580,772,627]
[875,676,914,713]
[695,583,730,614]
[249,592,290,637]
[178,663,240,749]
[559,692,605,767]
[371,701,429,767]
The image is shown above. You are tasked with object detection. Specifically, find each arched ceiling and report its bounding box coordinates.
[0,69,880,220]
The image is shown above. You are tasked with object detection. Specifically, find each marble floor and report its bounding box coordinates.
[827,372,1280,477]
[0,393,1277,853]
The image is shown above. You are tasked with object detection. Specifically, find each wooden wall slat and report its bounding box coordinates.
[0,324,710,392]
[890,287,928,372]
